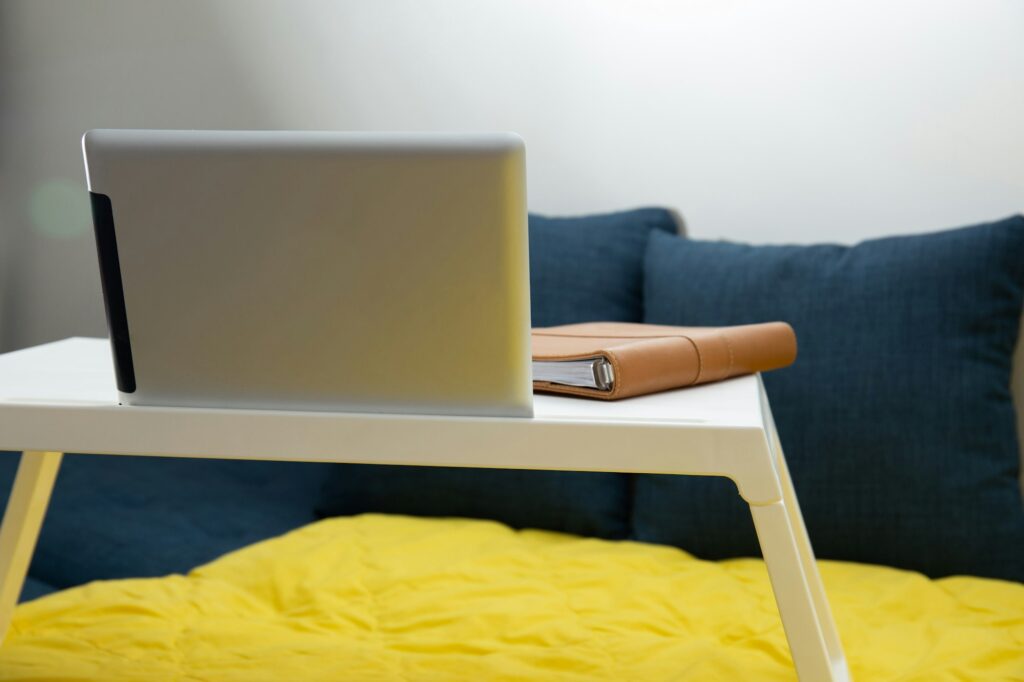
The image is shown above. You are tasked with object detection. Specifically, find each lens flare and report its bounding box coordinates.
[29,178,90,238]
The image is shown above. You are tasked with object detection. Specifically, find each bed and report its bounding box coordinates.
[2,515,1021,681]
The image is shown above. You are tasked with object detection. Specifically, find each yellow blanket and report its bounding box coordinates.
[2,514,1022,681]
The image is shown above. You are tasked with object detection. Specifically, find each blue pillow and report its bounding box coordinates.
[0,453,330,588]
[636,217,1024,581]
[316,208,679,539]
[19,577,56,603]
[529,208,680,326]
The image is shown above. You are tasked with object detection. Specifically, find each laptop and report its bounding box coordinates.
[82,129,533,417]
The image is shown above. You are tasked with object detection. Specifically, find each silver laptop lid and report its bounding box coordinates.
[83,130,533,417]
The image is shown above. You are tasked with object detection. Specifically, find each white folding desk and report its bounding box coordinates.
[0,338,849,681]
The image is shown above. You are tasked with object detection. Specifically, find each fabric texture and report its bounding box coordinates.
[528,207,679,326]
[316,208,678,540]
[17,578,56,604]
[637,217,1024,581]
[3,514,1022,681]
[0,453,331,589]
[316,465,630,539]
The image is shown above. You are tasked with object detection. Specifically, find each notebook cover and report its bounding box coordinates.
[531,321,797,399]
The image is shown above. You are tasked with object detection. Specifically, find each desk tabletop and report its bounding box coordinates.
[0,338,764,427]
[0,338,775,497]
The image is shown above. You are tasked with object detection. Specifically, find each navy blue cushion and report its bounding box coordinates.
[315,465,631,538]
[0,453,331,588]
[316,208,678,539]
[637,217,1024,581]
[529,208,680,326]
[19,577,57,603]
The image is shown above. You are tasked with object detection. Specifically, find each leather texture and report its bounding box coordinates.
[532,321,797,399]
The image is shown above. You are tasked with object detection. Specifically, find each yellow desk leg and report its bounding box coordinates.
[0,451,62,643]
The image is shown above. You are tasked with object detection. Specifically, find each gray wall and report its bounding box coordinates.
[1,0,1023,350]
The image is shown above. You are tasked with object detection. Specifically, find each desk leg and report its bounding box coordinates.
[0,451,62,643]
[749,418,849,682]
[769,421,847,676]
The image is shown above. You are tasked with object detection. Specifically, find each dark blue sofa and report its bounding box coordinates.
[4,208,1023,602]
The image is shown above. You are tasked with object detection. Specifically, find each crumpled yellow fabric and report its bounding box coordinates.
[1,514,1022,681]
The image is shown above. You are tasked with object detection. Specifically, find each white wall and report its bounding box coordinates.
[1,0,1022,350]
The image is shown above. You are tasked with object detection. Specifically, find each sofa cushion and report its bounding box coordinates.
[316,209,678,540]
[0,453,331,588]
[636,217,1024,581]
[529,208,680,326]
[316,466,631,538]
[18,577,56,603]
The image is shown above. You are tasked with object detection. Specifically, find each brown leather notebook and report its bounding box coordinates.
[531,321,797,400]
